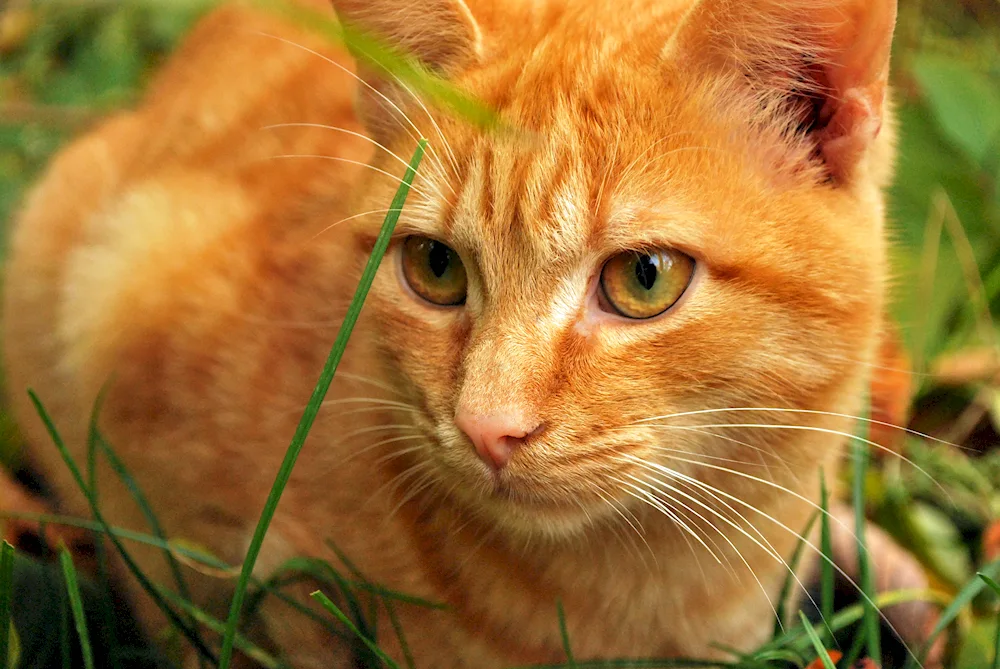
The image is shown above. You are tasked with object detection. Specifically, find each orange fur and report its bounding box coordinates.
[3,0,896,666]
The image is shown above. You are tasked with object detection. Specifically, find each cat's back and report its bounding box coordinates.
[3,1,370,511]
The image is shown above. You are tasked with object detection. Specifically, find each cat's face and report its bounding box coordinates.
[345,0,895,538]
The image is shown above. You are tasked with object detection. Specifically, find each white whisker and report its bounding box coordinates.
[271,155,437,200]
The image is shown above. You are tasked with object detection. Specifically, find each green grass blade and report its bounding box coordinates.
[217,138,427,668]
[86,387,200,665]
[383,600,415,669]
[58,548,95,669]
[798,611,837,669]
[904,558,1000,668]
[155,586,290,669]
[311,590,400,669]
[26,391,219,664]
[323,540,415,668]
[850,409,881,663]
[819,469,834,629]
[556,600,577,667]
[979,573,1000,669]
[94,430,196,612]
[773,510,818,635]
[0,542,15,669]
[83,389,125,669]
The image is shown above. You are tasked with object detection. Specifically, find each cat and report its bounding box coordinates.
[2,0,898,666]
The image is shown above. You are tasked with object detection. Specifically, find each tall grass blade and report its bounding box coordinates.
[155,586,290,669]
[94,430,196,612]
[217,138,427,668]
[905,560,1000,668]
[324,539,415,668]
[850,406,881,664]
[556,600,577,667]
[26,391,219,664]
[773,510,818,635]
[979,573,1000,669]
[83,390,125,669]
[819,469,834,628]
[0,542,15,669]
[311,591,400,669]
[798,611,837,669]
[87,388,200,665]
[58,548,95,669]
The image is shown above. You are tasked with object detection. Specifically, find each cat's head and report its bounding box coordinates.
[333,0,896,538]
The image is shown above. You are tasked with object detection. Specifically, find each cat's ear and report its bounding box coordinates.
[668,0,897,184]
[329,0,483,137]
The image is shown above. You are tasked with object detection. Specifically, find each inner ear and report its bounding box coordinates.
[670,0,897,185]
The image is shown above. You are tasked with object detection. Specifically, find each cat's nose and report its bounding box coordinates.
[454,410,543,471]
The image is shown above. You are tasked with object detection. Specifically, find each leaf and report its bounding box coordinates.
[912,55,1000,167]
[799,611,838,669]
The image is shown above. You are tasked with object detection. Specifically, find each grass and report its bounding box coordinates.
[0,0,998,668]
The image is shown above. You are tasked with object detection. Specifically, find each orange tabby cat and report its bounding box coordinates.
[3,0,897,666]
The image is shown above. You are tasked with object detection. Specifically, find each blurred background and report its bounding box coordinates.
[0,0,997,667]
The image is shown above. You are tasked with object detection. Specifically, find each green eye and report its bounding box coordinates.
[401,236,468,306]
[599,249,694,319]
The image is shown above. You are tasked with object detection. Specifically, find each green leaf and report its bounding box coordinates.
[912,55,1000,167]
[216,138,428,669]
[906,560,1000,669]
[979,574,1000,669]
[798,611,837,669]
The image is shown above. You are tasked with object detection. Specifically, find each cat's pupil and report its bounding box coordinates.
[634,254,658,291]
[428,242,451,278]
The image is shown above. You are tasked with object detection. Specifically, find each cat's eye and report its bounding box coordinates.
[599,249,694,319]
[401,236,468,306]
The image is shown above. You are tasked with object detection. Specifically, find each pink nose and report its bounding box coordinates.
[454,410,543,470]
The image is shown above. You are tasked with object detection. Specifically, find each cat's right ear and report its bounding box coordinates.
[329,0,483,139]
[667,0,897,185]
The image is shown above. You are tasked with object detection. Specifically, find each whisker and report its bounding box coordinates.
[336,372,406,397]
[623,457,828,632]
[588,482,655,566]
[610,476,723,565]
[270,155,437,200]
[308,208,399,239]
[646,421,949,498]
[338,434,427,467]
[375,71,461,189]
[630,406,963,451]
[263,122,433,181]
[637,455,907,647]
[252,32,450,177]
[620,468,781,563]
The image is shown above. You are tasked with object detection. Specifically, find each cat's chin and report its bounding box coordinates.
[456,486,612,542]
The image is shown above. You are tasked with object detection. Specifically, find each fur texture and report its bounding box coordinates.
[3,0,896,666]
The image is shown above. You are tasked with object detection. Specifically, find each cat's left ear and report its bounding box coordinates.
[329,0,483,138]
[668,0,897,184]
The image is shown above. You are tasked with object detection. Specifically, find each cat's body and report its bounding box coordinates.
[3,0,896,666]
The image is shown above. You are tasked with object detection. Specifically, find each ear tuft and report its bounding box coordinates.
[669,0,897,183]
